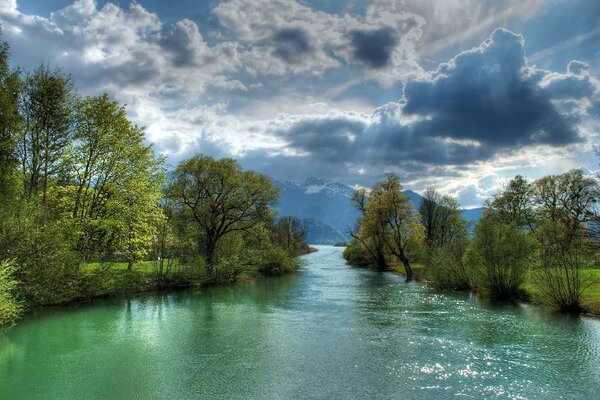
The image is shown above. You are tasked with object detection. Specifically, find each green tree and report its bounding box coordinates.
[465,213,534,299]
[530,170,598,312]
[19,64,76,202]
[487,175,533,226]
[0,260,22,326]
[0,32,21,198]
[348,175,424,277]
[68,94,164,264]
[167,155,279,273]
[274,216,308,256]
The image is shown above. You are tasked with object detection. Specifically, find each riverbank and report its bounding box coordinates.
[3,245,600,400]
[388,261,600,317]
[1,252,315,328]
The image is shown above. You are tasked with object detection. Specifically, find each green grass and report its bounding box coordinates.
[519,268,600,314]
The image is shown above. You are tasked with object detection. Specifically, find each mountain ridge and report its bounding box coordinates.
[272,177,483,244]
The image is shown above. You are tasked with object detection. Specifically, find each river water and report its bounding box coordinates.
[1,245,600,399]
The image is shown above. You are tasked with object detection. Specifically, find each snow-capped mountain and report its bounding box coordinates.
[273,177,483,244]
[273,177,361,238]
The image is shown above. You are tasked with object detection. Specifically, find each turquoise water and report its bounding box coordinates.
[1,245,600,399]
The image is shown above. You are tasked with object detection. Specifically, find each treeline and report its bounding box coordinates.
[0,35,307,326]
[344,171,600,314]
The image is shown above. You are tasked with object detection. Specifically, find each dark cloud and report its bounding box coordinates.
[402,29,580,148]
[259,28,594,179]
[276,117,367,161]
[271,28,313,64]
[350,27,397,68]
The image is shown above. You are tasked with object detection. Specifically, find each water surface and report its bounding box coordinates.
[1,246,600,399]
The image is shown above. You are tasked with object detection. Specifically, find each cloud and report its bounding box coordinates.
[0,0,243,100]
[271,28,313,64]
[350,27,397,68]
[213,0,425,82]
[207,28,597,194]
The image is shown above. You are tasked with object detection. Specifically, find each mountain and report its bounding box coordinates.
[299,218,348,245]
[273,177,485,244]
[273,177,361,232]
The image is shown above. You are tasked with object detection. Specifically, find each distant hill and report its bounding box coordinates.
[273,177,484,244]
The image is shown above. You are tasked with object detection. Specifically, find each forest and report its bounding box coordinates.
[0,35,309,326]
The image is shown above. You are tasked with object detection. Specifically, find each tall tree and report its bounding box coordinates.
[0,32,21,197]
[167,155,279,272]
[349,175,424,277]
[69,94,164,262]
[349,188,388,270]
[19,64,75,202]
[530,170,598,312]
[487,175,533,226]
[419,188,441,248]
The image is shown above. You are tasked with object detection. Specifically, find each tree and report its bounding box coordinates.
[530,170,598,312]
[419,188,441,248]
[167,155,279,273]
[420,189,466,249]
[0,260,22,326]
[348,188,389,271]
[274,216,307,255]
[464,213,534,299]
[68,94,164,264]
[19,64,76,202]
[348,175,424,278]
[0,32,21,198]
[487,175,533,226]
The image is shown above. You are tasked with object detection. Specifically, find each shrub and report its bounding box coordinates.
[0,260,23,326]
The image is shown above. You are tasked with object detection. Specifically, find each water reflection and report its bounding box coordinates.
[1,246,599,399]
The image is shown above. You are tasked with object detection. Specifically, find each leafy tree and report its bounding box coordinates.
[274,216,308,255]
[465,213,534,299]
[68,94,164,263]
[0,32,21,198]
[19,64,76,202]
[530,170,598,312]
[348,188,389,270]
[487,175,533,226]
[167,155,279,273]
[348,175,424,277]
[0,260,22,326]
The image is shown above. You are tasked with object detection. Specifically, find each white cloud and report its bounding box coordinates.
[213,0,426,83]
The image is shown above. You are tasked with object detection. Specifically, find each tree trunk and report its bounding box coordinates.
[205,237,216,276]
[401,257,413,280]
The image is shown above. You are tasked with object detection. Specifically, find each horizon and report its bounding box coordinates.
[1,0,599,207]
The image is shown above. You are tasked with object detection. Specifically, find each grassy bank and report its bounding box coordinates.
[388,261,600,316]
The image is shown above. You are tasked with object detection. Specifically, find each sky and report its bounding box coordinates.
[1,0,599,208]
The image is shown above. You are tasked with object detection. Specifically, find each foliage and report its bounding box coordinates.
[343,239,372,267]
[19,64,76,201]
[68,94,165,265]
[348,175,424,277]
[0,260,23,326]
[273,216,308,256]
[167,155,280,272]
[428,239,471,291]
[529,170,599,312]
[464,214,534,300]
[0,34,21,198]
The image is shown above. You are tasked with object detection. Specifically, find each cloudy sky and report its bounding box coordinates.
[1,0,599,207]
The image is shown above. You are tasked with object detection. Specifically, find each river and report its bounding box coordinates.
[1,245,600,399]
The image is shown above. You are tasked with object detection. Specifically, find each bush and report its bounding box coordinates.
[464,218,534,300]
[532,221,594,313]
[343,240,372,267]
[0,205,81,306]
[428,241,471,290]
[0,260,23,326]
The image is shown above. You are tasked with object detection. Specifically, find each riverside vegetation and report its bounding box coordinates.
[345,173,600,315]
[0,34,309,327]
